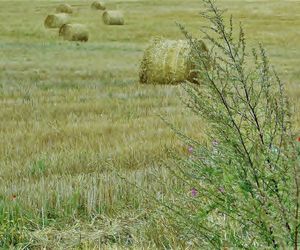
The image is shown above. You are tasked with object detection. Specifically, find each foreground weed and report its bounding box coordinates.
[161,0,300,249]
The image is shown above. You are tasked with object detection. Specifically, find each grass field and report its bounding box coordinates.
[0,0,300,248]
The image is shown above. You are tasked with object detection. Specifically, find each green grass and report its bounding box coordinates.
[0,0,300,248]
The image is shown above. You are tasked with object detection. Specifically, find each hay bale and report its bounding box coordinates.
[102,11,124,25]
[56,3,73,14]
[44,13,70,29]
[59,23,89,42]
[91,1,106,10]
[139,38,208,85]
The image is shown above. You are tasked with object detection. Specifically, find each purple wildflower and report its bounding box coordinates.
[188,146,194,154]
[212,140,219,147]
[212,140,219,154]
[218,187,225,194]
[191,188,198,197]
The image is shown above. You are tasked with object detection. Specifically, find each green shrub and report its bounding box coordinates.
[164,0,300,248]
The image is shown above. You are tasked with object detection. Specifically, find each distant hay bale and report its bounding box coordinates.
[91,1,106,10]
[44,13,70,29]
[139,38,208,85]
[56,3,73,14]
[59,23,89,42]
[102,11,124,25]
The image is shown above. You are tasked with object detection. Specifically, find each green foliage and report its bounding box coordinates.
[0,199,29,248]
[30,159,47,177]
[164,0,300,248]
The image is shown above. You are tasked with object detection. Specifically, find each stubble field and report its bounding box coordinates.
[0,0,300,248]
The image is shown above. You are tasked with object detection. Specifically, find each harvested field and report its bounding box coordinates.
[0,0,299,248]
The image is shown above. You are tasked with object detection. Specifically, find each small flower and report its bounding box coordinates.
[188,146,194,154]
[218,187,225,194]
[11,194,17,201]
[212,140,219,154]
[191,188,198,197]
[212,140,219,147]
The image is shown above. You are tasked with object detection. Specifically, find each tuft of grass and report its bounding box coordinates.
[29,159,47,177]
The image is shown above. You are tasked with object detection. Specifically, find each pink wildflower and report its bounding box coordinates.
[218,187,225,194]
[188,146,194,154]
[191,188,198,197]
[212,140,219,147]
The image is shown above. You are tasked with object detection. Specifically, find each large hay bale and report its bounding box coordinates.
[102,11,124,25]
[91,1,106,10]
[59,23,89,42]
[56,3,73,14]
[139,38,208,85]
[44,13,70,29]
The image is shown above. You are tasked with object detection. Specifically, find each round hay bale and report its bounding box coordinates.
[102,11,124,25]
[91,1,106,10]
[59,23,89,42]
[56,3,73,14]
[44,13,70,29]
[139,38,208,85]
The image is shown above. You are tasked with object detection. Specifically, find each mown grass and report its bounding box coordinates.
[0,0,300,248]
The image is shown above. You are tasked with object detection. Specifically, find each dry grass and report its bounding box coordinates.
[0,0,300,248]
